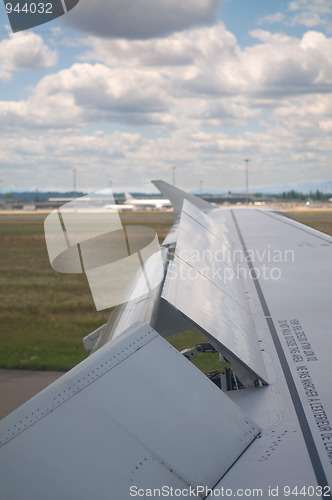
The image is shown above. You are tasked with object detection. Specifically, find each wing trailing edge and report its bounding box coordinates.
[162,199,268,386]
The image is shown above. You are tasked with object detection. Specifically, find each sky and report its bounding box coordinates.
[0,0,331,193]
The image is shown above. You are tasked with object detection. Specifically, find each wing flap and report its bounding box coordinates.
[0,322,260,500]
[162,201,268,385]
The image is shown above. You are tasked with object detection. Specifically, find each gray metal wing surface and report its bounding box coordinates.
[207,208,332,497]
[1,181,332,499]
[162,199,268,386]
[0,322,259,500]
[159,190,332,496]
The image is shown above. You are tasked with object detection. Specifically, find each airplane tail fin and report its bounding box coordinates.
[124,191,134,202]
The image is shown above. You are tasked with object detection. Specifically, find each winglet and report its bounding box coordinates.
[152,180,213,218]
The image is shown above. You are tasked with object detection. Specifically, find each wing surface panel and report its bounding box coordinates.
[209,208,332,493]
[0,322,260,500]
[231,210,332,400]
[152,182,332,491]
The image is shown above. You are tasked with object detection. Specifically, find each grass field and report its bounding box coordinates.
[0,209,331,373]
[0,212,172,371]
[0,215,106,370]
[287,211,332,235]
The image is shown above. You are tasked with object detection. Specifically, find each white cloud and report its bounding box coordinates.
[319,119,332,131]
[240,30,332,94]
[81,23,238,68]
[274,94,332,120]
[0,25,331,158]
[1,21,332,191]
[2,111,329,191]
[258,0,332,30]
[82,25,332,99]
[0,63,176,129]
[0,105,331,192]
[0,31,57,81]
[288,0,332,15]
[291,12,322,27]
[2,24,330,135]
[63,0,222,39]
[258,13,286,25]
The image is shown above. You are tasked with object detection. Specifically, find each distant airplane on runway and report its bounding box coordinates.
[124,191,172,209]
[104,202,135,212]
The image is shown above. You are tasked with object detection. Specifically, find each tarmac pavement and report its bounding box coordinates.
[0,369,64,420]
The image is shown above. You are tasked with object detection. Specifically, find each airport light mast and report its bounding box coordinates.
[73,168,77,199]
[172,166,176,186]
[244,159,249,205]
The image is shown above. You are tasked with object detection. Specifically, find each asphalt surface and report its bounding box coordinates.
[0,369,64,420]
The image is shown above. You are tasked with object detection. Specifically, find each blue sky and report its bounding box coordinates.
[0,0,331,193]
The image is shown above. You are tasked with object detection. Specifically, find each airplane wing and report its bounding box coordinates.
[1,181,332,499]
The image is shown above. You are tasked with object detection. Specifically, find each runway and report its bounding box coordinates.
[0,369,64,420]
